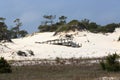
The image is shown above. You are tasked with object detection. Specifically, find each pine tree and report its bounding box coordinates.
[0,17,10,41]
[0,22,6,40]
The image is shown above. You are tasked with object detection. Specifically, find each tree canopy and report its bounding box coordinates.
[0,17,28,42]
[38,16,120,34]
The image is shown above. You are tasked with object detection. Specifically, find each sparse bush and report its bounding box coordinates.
[28,50,34,56]
[55,57,61,64]
[100,53,120,72]
[100,60,106,70]
[17,51,27,57]
[0,57,12,73]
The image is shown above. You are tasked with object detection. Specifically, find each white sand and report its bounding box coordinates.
[0,28,120,60]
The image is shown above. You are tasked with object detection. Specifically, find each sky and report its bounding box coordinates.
[0,0,120,33]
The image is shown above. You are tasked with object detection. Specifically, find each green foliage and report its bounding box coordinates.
[88,22,98,29]
[43,15,56,25]
[11,18,28,38]
[56,25,68,32]
[59,16,67,24]
[38,25,58,32]
[104,23,118,32]
[19,30,28,37]
[38,16,120,34]
[0,57,12,73]
[100,60,106,70]
[0,16,119,39]
[81,18,90,27]
[100,53,120,72]
[55,20,86,32]
[10,28,28,38]
[85,22,119,33]
[0,21,11,41]
[0,18,28,40]
[68,20,79,25]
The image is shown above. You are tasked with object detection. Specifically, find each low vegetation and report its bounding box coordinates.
[0,57,12,73]
[27,50,34,56]
[17,51,27,57]
[17,50,34,57]
[38,15,120,34]
[100,53,120,72]
[0,58,120,80]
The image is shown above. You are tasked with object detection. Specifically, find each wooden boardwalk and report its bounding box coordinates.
[35,38,72,44]
[35,38,81,48]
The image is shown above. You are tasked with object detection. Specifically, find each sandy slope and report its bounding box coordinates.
[0,28,120,60]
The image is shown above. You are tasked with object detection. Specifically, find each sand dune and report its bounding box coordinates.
[0,28,120,60]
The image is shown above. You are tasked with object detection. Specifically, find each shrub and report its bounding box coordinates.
[55,57,61,64]
[100,60,106,70]
[28,50,34,56]
[0,57,12,73]
[100,53,120,72]
[17,51,27,57]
